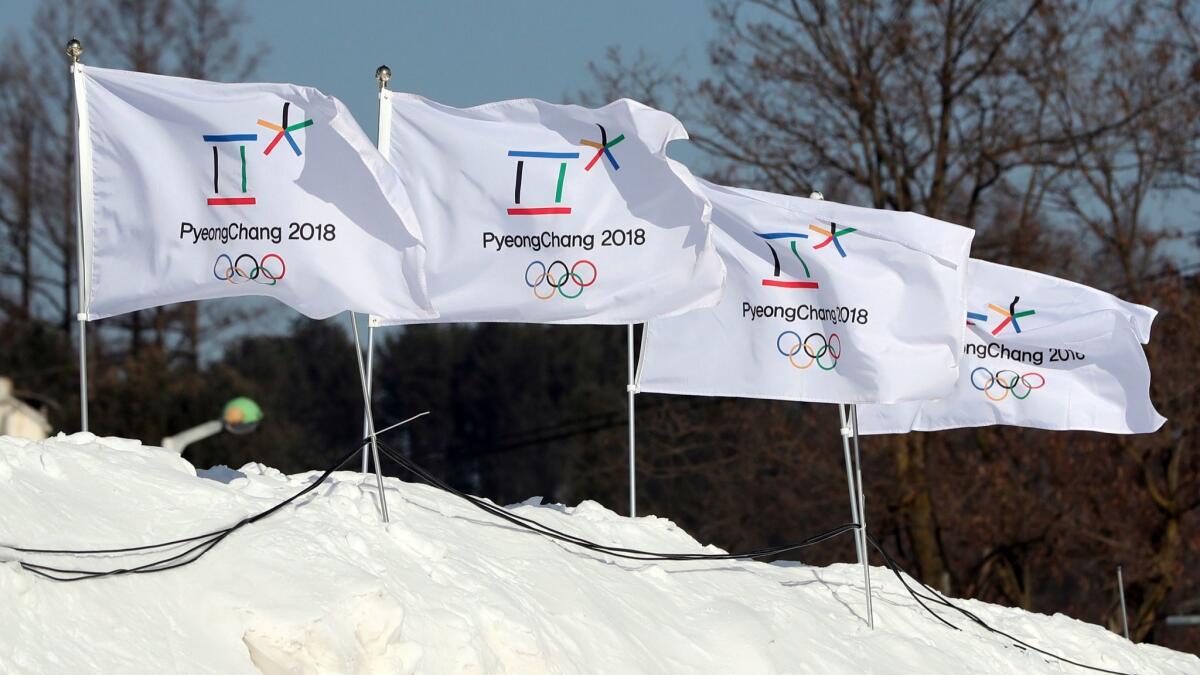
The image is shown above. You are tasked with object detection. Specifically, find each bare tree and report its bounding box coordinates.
[587,0,1200,650]
[175,0,265,81]
[0,45,42,320]
[0,0,266,417]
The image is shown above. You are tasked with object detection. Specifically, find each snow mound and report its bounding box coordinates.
[0,434,1195,674]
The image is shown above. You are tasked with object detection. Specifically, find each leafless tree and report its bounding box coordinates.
[0,0,265,407]
[588,0,1200,650]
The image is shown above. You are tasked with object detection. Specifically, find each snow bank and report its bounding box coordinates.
[0,434,1194,674]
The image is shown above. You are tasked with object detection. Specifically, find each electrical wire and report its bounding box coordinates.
[373,440,858,562]
[0,421,1143,674]
[864,535,1135,675]
[1,412,435,573]
[372,440,1138,675]
[4,438,370,581]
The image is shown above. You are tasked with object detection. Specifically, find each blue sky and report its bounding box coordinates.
[250,1,714,121]
[0,1,714,146]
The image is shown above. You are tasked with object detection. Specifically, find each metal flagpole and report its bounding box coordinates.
[1117,565,1130,640]
[809,192,864,568]
[360,64,391,475]
[360,322,374,473]
[811,190,872,626]
[627,323,637,517]
[838,404,864,565]
[850,403,875,628]
[350,312,389,522]
[67,38,89,432]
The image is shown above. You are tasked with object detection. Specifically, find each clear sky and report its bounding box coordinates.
[0,1,715,145]
[253,1,713,123]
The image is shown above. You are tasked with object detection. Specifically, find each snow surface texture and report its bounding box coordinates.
[0,434,1195,675]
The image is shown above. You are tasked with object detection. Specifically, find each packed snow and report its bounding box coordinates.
[0,434,1195,674]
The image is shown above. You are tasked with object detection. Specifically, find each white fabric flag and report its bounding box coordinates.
[636,182,975,404]
[77,65,434,320]
[373,94,725,324]
[856,260,1165,434]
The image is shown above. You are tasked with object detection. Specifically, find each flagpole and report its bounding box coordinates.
[850,403,874,628]
[1117,565,1130,640]
[808,192,864,568]
[838,404,863,565]
[67,38,89,432]
[358,64,392,475]
[360,321,374,474]
[811,190,872,626]
[350,312,389,522]
[627,323,637,517]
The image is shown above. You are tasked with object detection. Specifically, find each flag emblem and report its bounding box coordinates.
[755,232,818,289]
[204,101,313,206]
[257,102,314,156]
[970,367,1046,401]
[525,259,598,300]
[580,123,625,171]
[967,296,1037,335]
[776,330,842,371]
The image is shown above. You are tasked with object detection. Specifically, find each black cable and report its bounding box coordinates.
[12,529,226,556]
[865,535,1136,675]
[5,438,370,581]
[5,430,856,580]
[374,440,857,562]
[374,440,1138,675]
[19,529,235,582]
[1,424,1141,674]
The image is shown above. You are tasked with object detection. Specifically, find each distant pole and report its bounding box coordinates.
[850,404,875,629]
[67,37,89,432]
[360,318,375,473]
[627,323,637,517]
[838,404,863,565]
[1117,565,1130,640]
[350,312,389,522]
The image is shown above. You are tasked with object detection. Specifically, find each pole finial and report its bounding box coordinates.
[375,65,392,90]
[66,38,83,63]
[810,190,825,201]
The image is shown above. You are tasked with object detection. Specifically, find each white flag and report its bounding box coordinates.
[636,182,975,404]
[77,66,434,320]
[372,94,725,325]
[856,260,1165,434]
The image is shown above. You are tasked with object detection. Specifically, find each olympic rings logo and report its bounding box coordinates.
[525,259,597,300]
[213,253,286,286]
[970,367,1045,401]
[776,331,841,371]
